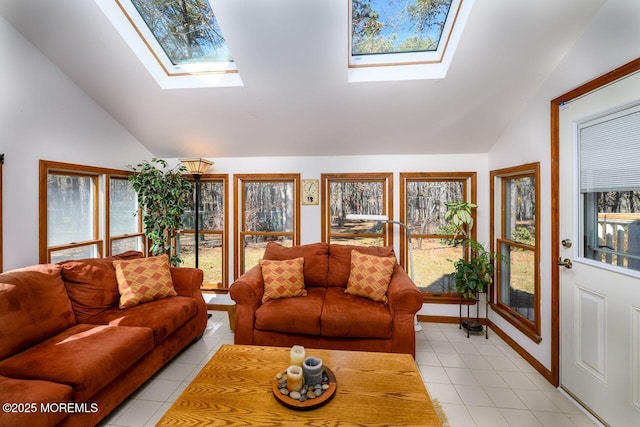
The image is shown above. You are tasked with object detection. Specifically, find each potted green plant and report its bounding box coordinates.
[128,158,193,265]
[445,201,496,334]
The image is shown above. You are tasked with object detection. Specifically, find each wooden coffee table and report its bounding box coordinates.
[156,344,441,426]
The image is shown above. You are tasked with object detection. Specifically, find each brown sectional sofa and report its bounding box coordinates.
[0,252,207,427]
[230,243,423,356]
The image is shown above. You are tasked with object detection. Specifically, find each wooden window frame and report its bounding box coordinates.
[320,173,394,245]
[233,174,300,279]
[39,160,140,263]
[400,172,477,304]
[178,174,229,290]
[0,153,3,272]
[490,162,541,343]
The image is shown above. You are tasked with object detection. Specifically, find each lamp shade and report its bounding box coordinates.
[179,158,214,175]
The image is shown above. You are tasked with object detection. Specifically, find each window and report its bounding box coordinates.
[349,0,473,82]
[321,173,393,246]
[234,174,300,278]
[491,163,541,342]
[400,172,476,303]
[104,0,242,88]
[109,177,145,255]
[579,106,640,273]
[178,175,228,288]
[40,161,143,263]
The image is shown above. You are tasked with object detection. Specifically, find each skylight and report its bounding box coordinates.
[99,0,242,88]
[349,0,472,82]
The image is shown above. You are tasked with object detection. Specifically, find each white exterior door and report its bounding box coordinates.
[559,72,640,426]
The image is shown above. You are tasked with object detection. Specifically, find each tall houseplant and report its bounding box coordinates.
[444,201,496,299]
[128,158,193,264]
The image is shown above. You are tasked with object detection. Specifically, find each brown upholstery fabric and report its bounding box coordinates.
[321,287,392,338]
[328,245,395,288]
[0,264,76,360]
[255,287,326,336]
[263,242,329,287]
[0,324,154,403]
[0,375,73,427]
[59,252,143,322]
[83,296,197,344]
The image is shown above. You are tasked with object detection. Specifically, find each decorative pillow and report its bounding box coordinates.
[259,257,306,303]
[345,251,396,304]
[113,254,176,309]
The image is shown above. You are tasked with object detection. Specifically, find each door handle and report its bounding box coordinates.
[557,257,573,269]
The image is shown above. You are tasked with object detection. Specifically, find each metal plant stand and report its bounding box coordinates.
[459,291,488,339]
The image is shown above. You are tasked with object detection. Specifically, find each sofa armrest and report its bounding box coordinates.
[170,267,204,298]
[229,265,264,345]
[387,266,423,315]
[229,265,264,307]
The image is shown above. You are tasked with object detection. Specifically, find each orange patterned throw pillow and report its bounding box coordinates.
[113,254,177,309]
[259,257,306,303]
[345,251,396,304]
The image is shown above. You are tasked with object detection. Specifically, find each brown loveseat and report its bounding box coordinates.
[230,243,423,356]
[0,252,207,427]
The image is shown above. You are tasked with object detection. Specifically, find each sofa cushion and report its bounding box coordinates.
[0,323,154,403]
[345,251,396,303]
[255,287,326,336]
[321,287,393,339]
[260,257,307,303]
[0,375,74,427]
[82,296,197,344]
[0,264,76,360]
[114,254,177,309]
[59,251,143,322]
[328,244,395,288]
[263,242,329,287]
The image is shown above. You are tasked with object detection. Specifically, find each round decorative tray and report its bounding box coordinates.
[272,366,337,410]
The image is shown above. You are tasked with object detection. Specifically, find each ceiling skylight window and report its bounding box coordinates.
[128,0,233,73]
[349,0,473,82]
[98,0,242,88]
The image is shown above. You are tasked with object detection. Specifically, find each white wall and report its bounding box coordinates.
[487,0,640,370]
[0,16,153,270]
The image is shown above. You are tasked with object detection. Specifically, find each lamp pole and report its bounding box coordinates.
[179,158,214,270]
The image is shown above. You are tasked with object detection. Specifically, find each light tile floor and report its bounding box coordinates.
[100,312,600,427]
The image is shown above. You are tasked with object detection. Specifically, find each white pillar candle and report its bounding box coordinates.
[290,345,305,367]
[286,365,303,392]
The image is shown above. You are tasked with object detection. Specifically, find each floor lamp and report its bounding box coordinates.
[180,158,214,269]
[345,214,423,332]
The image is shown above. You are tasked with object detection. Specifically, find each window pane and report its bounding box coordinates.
[200,181,224,231]
[329,237,385,246]
[352,0,453,55]
[406,181,463,234]
[51,244,98,264]
[110,178,138,236]
[48,174,94,246]
[583,190,640,271]
[499,243,535,322]
[413,237,461,291]
[243,235,293,272]
[178,233,223,284]
[244,182,294,233]
[504,176,536,245]
[130,0,233,65]
[111,236,143,255]
[329,181,385,235]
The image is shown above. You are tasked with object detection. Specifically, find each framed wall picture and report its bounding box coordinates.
[301,179,319,205]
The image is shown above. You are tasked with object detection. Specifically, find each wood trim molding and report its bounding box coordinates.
[549,57,640,387]
[0,153,3,272]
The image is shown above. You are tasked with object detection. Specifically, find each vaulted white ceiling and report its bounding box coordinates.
[0,0,607,158]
